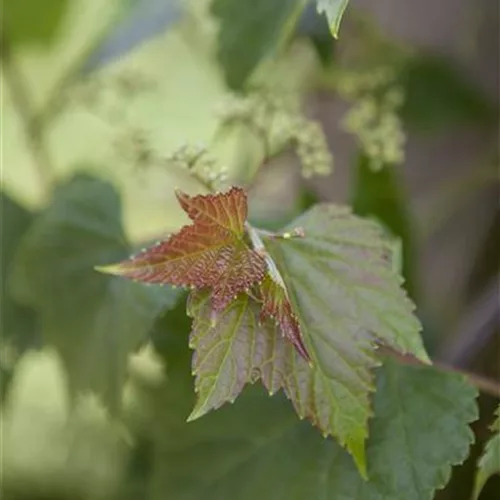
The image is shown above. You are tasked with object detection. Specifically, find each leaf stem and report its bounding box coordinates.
[382,347,500,398]
[1,35,55,196]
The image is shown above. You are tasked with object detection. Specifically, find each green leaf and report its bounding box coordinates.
[10,174,181,411]
[263,204,429,472]
[0,192,37,345]
[400,53,496,132]
[144,334,477,500]
[1,348,128,499]
[351,153,417,299]
[211,0,307,90]
[315,0,350,38]
[473,406,500,499]
[3,0,69,48]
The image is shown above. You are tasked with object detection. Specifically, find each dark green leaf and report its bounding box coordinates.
[1,192,38,345]
[351,153,417,299]
[10,174,182,411]
[143,333,477,500]
[400,53,496,132]
[3,0,69,47]
[211,0,307,90]
[473,406,500,499]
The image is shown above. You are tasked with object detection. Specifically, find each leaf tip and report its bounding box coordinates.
[94,263,123,276]
[187,406,206,423]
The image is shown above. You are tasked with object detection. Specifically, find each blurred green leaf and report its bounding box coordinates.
[211,0,307,90]
[3,0,69,48]
[315,0,350,38]
[10,174,182,411]
[0,192,39,400]
[1,192,37,344]
[142,335,477,500]
[1,349,127,500]
[400,53,496,132]
[473,406,500,500]
[351,153,417,299]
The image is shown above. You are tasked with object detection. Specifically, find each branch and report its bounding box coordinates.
[382,347,500,398]
[1,35,54,195]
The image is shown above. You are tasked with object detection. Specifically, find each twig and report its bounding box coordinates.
[382,347,500,399]
[1,35,54,194]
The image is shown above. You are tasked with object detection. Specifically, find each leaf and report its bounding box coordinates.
[211,0,307,89]
[315,0,350,38]
[262,203,429,472]
[3,0,69,48]
[0,192,38,348]
[473,406,500,499]
[1,348,127,499]
[259,274,309,361]
[10,174,181,411]
[351,153,417,300]
[99,187,266,312]
[144,331,478,500]
[400,53,496,132]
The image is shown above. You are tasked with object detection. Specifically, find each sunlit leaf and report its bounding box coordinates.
[473,405,500,499]
[99,187,266,312]
[315,0,350,38]
[211,0,307,89]
[10,174,181,411]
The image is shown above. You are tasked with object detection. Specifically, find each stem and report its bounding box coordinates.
[1,35,55,195]
[382,347,500,398]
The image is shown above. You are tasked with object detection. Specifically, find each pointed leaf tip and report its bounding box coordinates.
[94,263,124,276]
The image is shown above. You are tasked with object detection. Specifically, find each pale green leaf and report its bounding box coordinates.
[263,203,429,471]
[473,405,500,499]
[144,333,477,500]
[10,174,181,411]
[315,0,350,38]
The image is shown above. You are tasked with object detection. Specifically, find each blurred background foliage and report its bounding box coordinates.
[1,0,498,499]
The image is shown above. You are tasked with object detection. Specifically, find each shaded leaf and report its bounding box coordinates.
[144,331,477,500]
[10,174,181,411]
[473,406,500,499]
[400,53,496,132]
[211,0,307,90]
[263,203,429,472]
[99,187,266,312]
[3,0,69,48]
[315,0,350,38]
[0,192,38,348]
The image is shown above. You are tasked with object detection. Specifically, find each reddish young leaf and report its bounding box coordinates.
[97,188,266,309]
[259,274,310,362]
[176,186,247,236]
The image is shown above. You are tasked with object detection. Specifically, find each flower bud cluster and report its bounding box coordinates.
[166,144,229,190]
[335,68,407,170]
[217,89,332,178]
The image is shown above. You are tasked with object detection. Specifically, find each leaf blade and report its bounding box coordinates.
[315,0,350,38]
